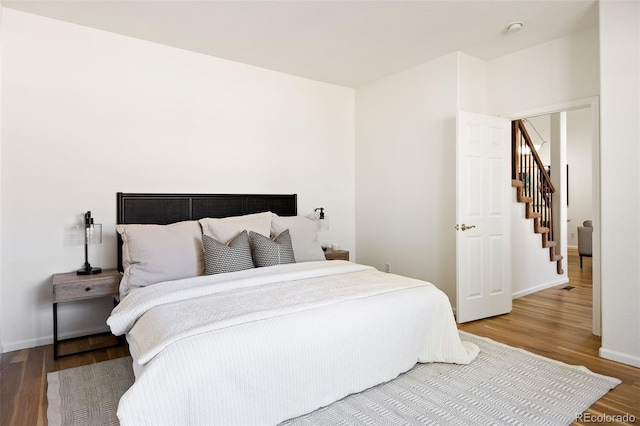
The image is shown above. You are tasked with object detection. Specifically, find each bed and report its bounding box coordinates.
[108,192,479,425]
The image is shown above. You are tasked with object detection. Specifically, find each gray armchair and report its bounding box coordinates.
[577,220,593,268]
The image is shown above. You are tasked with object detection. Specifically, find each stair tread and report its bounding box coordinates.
[535,227,549,234]
[551,254,563,261]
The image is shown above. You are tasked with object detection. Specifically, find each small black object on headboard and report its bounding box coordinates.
[116,192,297,271]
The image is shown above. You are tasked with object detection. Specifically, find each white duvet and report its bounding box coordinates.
[108,261,479,426]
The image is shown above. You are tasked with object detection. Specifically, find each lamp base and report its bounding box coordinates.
[77,266,102,275]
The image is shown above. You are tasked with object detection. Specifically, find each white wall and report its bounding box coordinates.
[488,26,600,116]
[511,191,566,297]
[355,52,459,303]
[549,112,568,279]
[567,108,593,247]
[458,53,488,115]
[0,9,356,352]
[0,5,3,356]
[523,116,551,165]
[355,43,590,306]
[598,0,640,367]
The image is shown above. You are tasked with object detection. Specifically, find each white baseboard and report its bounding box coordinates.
[1,325,111,353]
[600,347,640,368]
[512,277,570,299]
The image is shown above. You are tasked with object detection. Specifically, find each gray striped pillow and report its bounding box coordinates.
[202,230,255,275]
[250,229,296,267]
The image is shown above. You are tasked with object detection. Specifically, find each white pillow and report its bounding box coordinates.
[117,221,204,296]
[271,214,325,262]
[199,211,272,244]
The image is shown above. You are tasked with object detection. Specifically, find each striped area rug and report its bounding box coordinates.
[283,331,621,425]
[47,331,620,426]
[47,356,134,426]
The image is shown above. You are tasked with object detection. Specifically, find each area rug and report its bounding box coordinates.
[47,357,134,426]
[47,331,621,426]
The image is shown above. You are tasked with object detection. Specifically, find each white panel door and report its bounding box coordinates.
[456,112,512,323]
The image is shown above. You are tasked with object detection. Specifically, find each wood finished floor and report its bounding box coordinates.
[1,250,638,425]
[460,251,640,425]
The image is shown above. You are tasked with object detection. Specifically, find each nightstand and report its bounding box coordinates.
[52,269,122,359]
[324,248,349,261]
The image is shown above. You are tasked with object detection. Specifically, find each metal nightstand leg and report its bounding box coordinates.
[53,296,122,360]
[53,302,59,359]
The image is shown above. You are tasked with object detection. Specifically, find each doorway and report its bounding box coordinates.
[505,96,601,335]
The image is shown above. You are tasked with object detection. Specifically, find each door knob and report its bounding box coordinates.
[458,224,476,231]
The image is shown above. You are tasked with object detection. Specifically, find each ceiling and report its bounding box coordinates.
[3,0,598,88]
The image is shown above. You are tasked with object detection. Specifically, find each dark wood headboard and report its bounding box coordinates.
[116,192,297,270]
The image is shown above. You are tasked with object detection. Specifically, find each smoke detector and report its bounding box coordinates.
[506,21,524,33]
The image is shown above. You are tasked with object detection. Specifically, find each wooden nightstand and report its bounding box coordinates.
[324,248,349,261]
[52,269,122,359]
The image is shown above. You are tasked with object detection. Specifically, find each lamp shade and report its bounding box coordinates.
[319,215,329,231]
[77,211,102,275]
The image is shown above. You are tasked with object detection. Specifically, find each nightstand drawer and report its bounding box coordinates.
[324,249,349,261]
[53,279,118,302]
[52,269,121,302]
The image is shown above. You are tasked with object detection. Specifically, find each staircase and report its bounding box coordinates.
[511,119,563,274]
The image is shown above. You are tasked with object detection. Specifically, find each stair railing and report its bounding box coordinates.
[512,120,557,243]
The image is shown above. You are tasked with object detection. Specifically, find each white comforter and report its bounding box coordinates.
[108,261,479,425]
